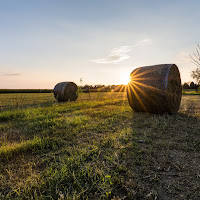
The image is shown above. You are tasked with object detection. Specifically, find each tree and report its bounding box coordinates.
[190,81,195,89]
[190,44,200,84]
[183,82,190,89]
[191,68,200,84]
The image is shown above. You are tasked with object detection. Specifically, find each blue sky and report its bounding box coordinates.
[0,0,200,88]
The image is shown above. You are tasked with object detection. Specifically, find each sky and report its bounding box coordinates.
[0,0,200,89]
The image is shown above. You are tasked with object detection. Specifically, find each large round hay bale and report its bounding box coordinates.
[53,82,78,102]
[127,64,182,114]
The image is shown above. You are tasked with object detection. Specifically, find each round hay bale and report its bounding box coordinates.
[53,82,78,102]
[127,64,182,114]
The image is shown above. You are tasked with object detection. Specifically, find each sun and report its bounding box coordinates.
[120,71,131,85]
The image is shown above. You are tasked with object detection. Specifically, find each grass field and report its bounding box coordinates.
[0,92,199,199]
[182,89,200,95]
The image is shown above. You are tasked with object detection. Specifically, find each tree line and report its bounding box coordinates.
[182,82,199,90]
[80,84,127,92]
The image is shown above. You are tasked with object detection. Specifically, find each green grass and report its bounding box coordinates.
[0,137,61,162]
[182,89,200,95]
[0,92,199,199]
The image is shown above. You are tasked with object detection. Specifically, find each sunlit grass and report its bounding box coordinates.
[0,92,199,199]
[0,137,61,162]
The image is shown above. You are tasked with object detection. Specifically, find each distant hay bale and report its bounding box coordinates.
[127,64,182,114]
[53,82,78,102]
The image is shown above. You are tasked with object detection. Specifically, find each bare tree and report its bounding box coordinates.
[190,44,200,84]
[191,68,200,84]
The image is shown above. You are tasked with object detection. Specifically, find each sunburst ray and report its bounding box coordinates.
[128,82,147,111]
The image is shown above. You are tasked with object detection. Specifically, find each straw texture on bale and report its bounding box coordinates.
[127,64,182,114]
[53,82,78,102]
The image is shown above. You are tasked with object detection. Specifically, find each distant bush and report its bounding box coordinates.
[182,83,190,89]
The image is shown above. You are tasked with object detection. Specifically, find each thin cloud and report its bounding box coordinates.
[2,73,21,76]
[134,38,152,47]
[92,39,152,64]
[92,46,132,64]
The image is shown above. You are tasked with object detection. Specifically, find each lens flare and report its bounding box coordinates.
[120,71,131,85]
